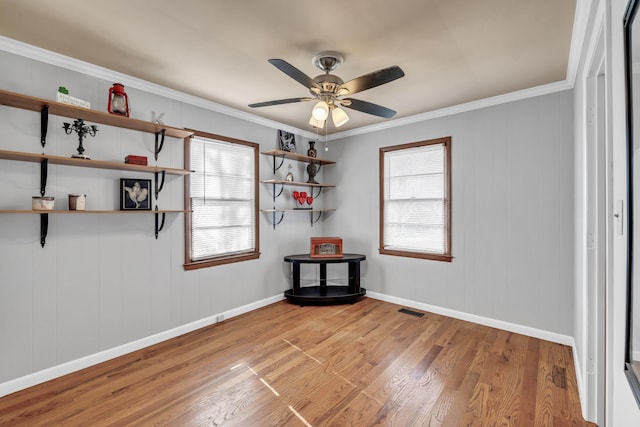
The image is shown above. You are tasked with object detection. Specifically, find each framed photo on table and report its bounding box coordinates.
[120,178,152,210]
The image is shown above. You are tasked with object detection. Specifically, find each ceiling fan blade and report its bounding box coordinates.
[338,66,405,95]
[268,59,321,91]
[249,97,314,108]
[341,98,397,118]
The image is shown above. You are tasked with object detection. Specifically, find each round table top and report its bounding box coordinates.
[284,253,366,263]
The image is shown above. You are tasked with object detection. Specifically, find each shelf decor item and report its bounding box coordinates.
[307,140,317,158]
[278,130,296,152]
[108,83,130,117]
[292,191,313,209]
[306,162,319,184]
[120,178,151,210]
[32,196,55,211]
[310,237,343,258]
[124,155,148,165]
[68,194,86,211]
[285,164,294,181]
[62,119,98,159]
[56,86,91,109]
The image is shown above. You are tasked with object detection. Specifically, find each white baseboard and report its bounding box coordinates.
[365,291,588,417]
[572,339,588,421]
[365,291,574,346]
[0,293,285,398]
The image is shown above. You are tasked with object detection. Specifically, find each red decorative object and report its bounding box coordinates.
[293,190,314,208]
[108,83,130,117]
[125,155,148,165]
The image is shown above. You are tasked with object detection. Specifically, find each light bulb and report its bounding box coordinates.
[312,101,329,121]
[309,116,325,128]
[331,107,349,127]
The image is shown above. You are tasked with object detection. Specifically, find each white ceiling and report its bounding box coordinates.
[0,0,577,135]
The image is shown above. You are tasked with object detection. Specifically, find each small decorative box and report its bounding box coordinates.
[125,155,148,165]
[310,237,343,258]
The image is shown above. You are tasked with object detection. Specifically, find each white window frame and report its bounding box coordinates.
[379,137,452,262]
[184,131,259,269]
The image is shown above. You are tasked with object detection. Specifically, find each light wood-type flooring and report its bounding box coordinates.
[0,298,595,426]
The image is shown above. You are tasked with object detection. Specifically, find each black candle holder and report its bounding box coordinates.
[63,119,98,159]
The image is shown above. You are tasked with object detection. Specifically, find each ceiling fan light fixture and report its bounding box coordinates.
[311,101,329,121]
[332,107,349,127]
[309,116,326,128]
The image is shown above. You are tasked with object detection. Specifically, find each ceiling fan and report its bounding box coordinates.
[248,51,405,129]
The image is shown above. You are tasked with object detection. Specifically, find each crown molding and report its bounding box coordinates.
[0,36,317,139]
[1,35,573,143]
[328,80,572,140]
[566,0,597,87]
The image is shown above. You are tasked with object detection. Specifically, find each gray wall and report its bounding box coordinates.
[327,91,575,335]
[0,48,575,387]
[0,50,323,384]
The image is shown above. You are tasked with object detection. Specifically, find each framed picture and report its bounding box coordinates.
[120,178,152,210]
[310,237,343,258]
[278,130,296,152]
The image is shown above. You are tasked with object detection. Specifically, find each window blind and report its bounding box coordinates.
[383,143,447,254]
[190,136,256,260]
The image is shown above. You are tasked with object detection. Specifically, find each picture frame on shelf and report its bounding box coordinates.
[310,237,343,258]
[278,130,296,152]
[120,178,152,210]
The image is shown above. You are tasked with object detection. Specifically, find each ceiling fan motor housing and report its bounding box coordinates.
[312,74,344,96]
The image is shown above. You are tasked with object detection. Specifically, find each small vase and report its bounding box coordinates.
[307,140,317,158]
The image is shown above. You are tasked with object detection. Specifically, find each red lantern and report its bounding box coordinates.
[108,83,130,117]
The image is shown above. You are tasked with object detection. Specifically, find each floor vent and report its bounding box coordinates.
[399,308,425,317]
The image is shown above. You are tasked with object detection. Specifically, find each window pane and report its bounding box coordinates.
[189,136,257,263]
[381,138,450,259]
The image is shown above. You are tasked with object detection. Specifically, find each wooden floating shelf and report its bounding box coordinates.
[0,89,193,139]
[260,179,335,188]
[0,210,190,214]
[261,150,335,165]
[0,149,192,175]
[260,209,336,213]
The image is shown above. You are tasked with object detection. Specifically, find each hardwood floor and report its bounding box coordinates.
[0,298,595,426]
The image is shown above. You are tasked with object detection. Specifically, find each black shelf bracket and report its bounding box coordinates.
[272,154,285,173]
[272,182,284,198]
[154,170,166,200]
[154,129,166,161]
[155,207,166,239]
[310,211,323,226]
[40,213,48,247]
[311,186,323,198]
[40,158,48,196]
[40,105,49,147]
[271,211,285,230]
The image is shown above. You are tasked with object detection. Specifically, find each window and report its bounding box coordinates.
[184,131,259,269]
[379,137,452,262]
